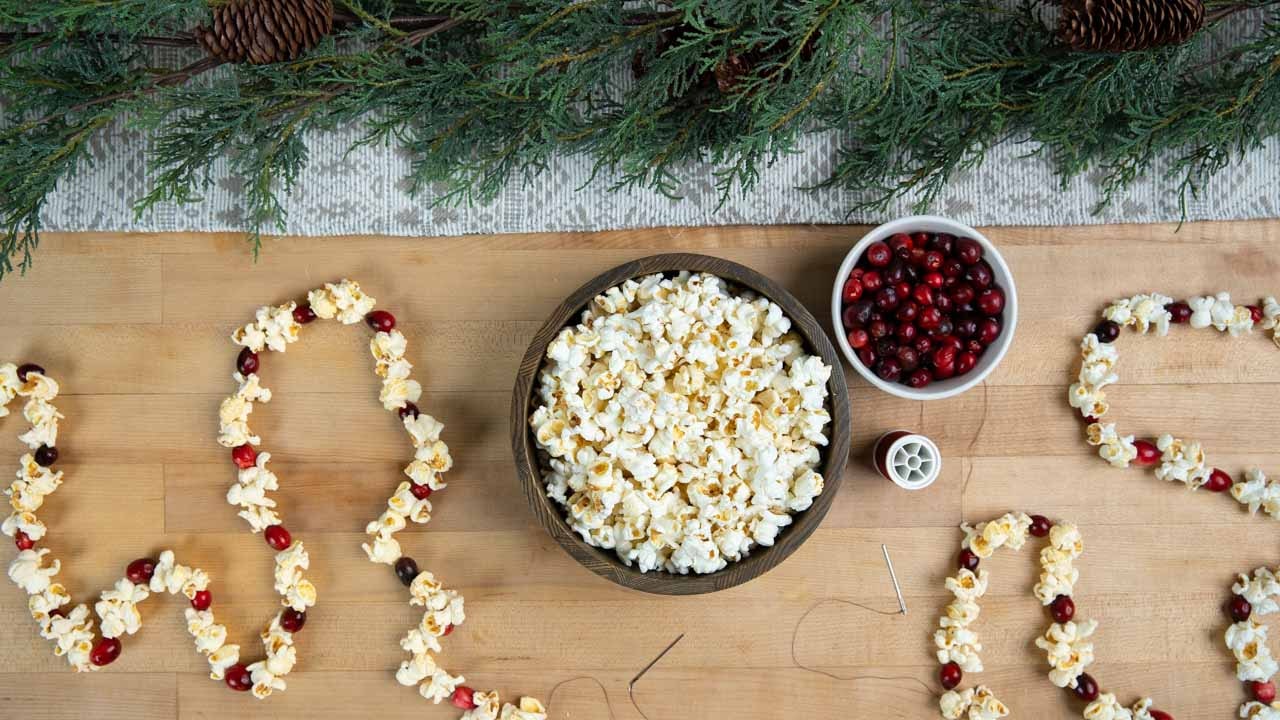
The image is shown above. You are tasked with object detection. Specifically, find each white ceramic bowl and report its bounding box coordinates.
[830,215,1018,400]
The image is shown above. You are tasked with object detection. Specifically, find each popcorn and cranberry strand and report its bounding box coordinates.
[227,280,546,720]
[1070,293,1280,511]
[934,512,1173,720]
[1226,569,1280,718]
[2,363,308,697]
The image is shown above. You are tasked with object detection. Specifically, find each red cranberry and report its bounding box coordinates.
[1072,673,1099,702]
[977,318,1001,346]
[34,445,58,467]
[955,238,983,265]
[896,324,918,344]
[939,661,962,690]
[912,285,934,307]
[16,363,45,382]
[225,663,253,691]
[937,335,963,352]
[964,261,993,289]
[907,369,933,388]
[914,336,933,355]
[954,314,979,338]
[918,306,943,330]
[933,345,958,370]
[896,347,920,372]
[965,339,984,354]
[922,250,945,272]
[896,302,918,324]
[942,258,965,278]
[443,623,455,636]
[848,299,875,326]
[923,271,944,289]
[888,233,913,253]
[1092,320,1121,343]
[976,287,1005,316]
[1050,595,1076,623]
[868,320,891,340]
[1165,302,1192,324]
[90,637,122,666]
[126,558,156,585]
[14,531,34,551]
[1229,595,1254,622]
[847,329,870,350]
[395,556,419,586]
[1205,468,1233,492]
[410,482,434,500]
[236,347,259,375]
[281,608,307,632]
[1250,305,1265,323]
[292,303,317,325]
[232,444,258,470]
[1253,680,1277,704]
[864,241,892,267]
[398,402,420,420]
[893,281,911,299]
[955,352,977,375]
[948,284,974,308]
[1133,440,1160,467]
[875,358,903,383]
[265,524,292,551]
[861,270,884,292]
[842,279,863,303]
[857,347,877,367]
[931,233,956,253]
[1148,711,1173,720]
[934,293,954,313]
[452,686,478,710]
[910,232,931,247]
[908,246,928,266]
[366,310,396,333]
[1029,514,1053,537]
[842,305,862,330]
[934,360,956,380]
[875,287,900,311]
[958,548,980,571]
[191,590,212,611]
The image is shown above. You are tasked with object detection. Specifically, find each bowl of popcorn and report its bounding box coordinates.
[513,254,852,595]
[831,216,1017,400]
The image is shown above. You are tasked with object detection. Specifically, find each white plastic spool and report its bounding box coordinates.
[873,431,942,491]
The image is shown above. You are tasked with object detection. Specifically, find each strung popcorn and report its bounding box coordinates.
[1036,620,1099,688]
[94,579,149,638]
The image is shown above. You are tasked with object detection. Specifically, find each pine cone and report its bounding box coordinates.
[196,0,334,65]
[1059,0,1204,53]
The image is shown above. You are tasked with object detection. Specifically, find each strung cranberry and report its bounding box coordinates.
[865,241,892,267]
[366,310,396,333]
[1072,673,1099,702]
[394,556,420,586]
[410,482,434,500]
[955,238,983,265]
[1092,320,1121,343]
[932,233,957,254]
[281,608,307,633]
[921,250,945,272]
[1133,440,1160,466]
[48,607,65,619]
[958,548,980,572]
[232,444,258,470]
[912,285,934,307]
[955,352,977,375]
[34,444,58,467]
[949,283,976,306]
[1147,711,1173,720]
[849,299,875,326]
[452,686,479,710]
[398,401,421,420]
[977,318,1001,346]
[1050,595,1076,623]
[1205,468,1233,492]
[918,306,943,330]
[907,369,933,388]
[14,531,34,551]
[264,524,292,551]
[1250,305,1265,324]
[934,293,954,314]
[914,336,933,355]
[16,363,45,383]
[954,313,979,338]
[942,258,965,278]
[896,302,918,324]
[857,347,877,368]
[964,261,993,289]
[896,346,920,372]
[191,589,213,611]
[225,663,253,691]
[236,347,260,375]
[1228,595,1254,622]
[1253,680,1277,704]
[292,303,317,325]
[442,624,455,636]
[875,287,900,311]
[875,358,903,383]
[1084,416,1099,425]
[977,287,1005,316]
[923,271,945,289]
[1029,514,1053,537]
[861,270,884,292]
[894,281,911,300]
[90,637,122,666]
[842,279,863,303]
[939,661,963,690]
[126,558,157,585]
[1165,302,1192,324]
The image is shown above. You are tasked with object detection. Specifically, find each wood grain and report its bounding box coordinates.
[0,222,1278,719]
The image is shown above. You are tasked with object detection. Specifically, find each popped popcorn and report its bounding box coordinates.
[1035,619,1099,688]
[530,272,832,574]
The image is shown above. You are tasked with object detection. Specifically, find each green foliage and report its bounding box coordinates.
[1,0,1279,281]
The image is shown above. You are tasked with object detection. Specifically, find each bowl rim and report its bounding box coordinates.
[511,253,852,595]
[830,215,1018,401]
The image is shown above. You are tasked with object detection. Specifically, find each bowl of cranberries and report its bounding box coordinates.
[832,216,1017,400]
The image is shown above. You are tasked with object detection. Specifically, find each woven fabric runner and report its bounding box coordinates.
[42,121,1280,237]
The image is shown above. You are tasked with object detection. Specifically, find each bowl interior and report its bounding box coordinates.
[512,253,851,595]
[830,216,1018,401]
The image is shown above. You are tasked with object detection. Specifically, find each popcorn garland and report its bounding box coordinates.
[935,512,1172,720]
[2,363,303,695]
[1227,569,1280,716]
[226,280,545,718]
[1071,293,1280,512]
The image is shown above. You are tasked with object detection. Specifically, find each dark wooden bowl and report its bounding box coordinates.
[511,253,852,595]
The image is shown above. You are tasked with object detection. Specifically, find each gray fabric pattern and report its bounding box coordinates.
[41,119,1280,236]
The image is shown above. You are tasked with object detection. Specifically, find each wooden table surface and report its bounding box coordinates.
[0,222,1276,719]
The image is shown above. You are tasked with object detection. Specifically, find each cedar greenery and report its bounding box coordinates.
[1,0,1278,282]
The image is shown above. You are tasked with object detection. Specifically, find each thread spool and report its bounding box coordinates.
[873,430,941,490]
